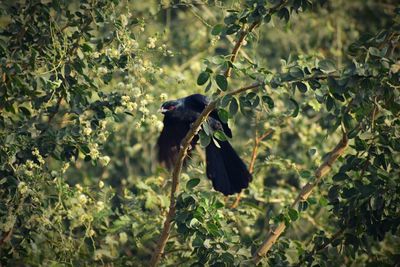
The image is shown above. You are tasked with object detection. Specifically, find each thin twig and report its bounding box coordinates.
[252,134,349,264]
[231,127,274,209]
[315,229,344,253]
[227,82,262,95]
[224,21,260,78]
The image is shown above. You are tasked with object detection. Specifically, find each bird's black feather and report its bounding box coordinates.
[157,115,198,169]
[156,94,251,195]
[205,140,251,195]
[184,94,232,137]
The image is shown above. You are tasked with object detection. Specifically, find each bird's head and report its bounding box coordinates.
[159,100,180,114]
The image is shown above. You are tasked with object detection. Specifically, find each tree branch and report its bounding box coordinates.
[0,230,13,247]
[252,134,349,264]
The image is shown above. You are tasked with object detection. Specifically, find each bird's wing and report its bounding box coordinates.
[185,94,232,138]
[156,116,197,169]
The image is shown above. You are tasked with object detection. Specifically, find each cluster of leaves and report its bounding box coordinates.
[305,24,400,266]
[0,0,165,265]
[190,1,400,266]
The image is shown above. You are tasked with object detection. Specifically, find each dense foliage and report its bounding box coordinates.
[0,0,399,266]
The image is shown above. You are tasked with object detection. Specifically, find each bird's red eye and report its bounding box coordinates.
[168,106,176,110]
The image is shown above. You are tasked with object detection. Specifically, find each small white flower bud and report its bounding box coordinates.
[99,156,110,166]
[78,194,88,205]
[119,232,128,244]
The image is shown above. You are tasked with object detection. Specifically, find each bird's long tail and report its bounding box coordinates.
[205,140,252,195]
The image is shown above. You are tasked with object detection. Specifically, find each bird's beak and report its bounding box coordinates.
[158,108,168,113]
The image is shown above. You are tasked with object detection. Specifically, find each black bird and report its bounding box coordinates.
[156,94,252,195]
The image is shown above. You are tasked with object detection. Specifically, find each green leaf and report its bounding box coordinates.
[300,170,312,179]
[34,123,47,131]
[262,95,274,109]
[326,95,335,111]
[18,106,31,117]
[342,113,354,130]
[229,97,239,115]
[76,48,84,59]
[342,187,357,199]
[81,43,93,52]
[212,137,221,148]
[308,197,317,205]
[197,71,210,85]
[298,201,309,211]
[252,95,260,108]
[226,24,241,35]
[309,79,321,90]
[368,47,383,57]
[295,82,307,93]
[332,172,350,181]
[203,120,213,135]
[328,185,340,201]
[102,73,112,84]
[302,201,309,211]
[224,13,238,25]
[246,92,257,100]
[318,59,336,73]
[220,94,232,107]
[218,109,229,123]
[199,131,211,147]
[216,74,228,91]
[289,98,299,117]
[288,208,299,221]
[348,127,361,139]
[211,24,224,35]
[354,137,367,151]
[277,7,290,23]
[206,222,220,236]
[205,80,212,92]
[319,197,329,206]
[264,14,271,23]
[186,178,200,190]
[289,67,304,79]
[214,200,224,209]
[214,130,227,141]
[192,235,204,247]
